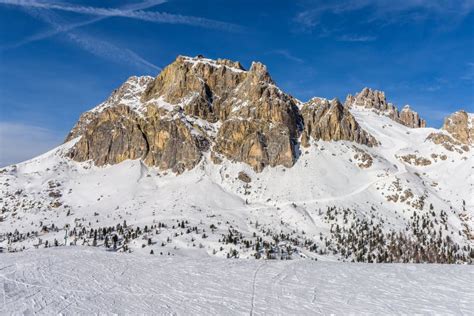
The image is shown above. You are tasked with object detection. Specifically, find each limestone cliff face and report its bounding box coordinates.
[66,76,155,141]
[425,111,473,152]
[300,98,378,147]
[67,105,208,174]
[65,55,386,173]
[143,56,301,171]
[442,110,473,145]
[142,56,246,122]
[212,62,301,171]
[345,88,426,128]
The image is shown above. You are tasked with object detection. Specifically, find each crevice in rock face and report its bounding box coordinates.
[137,123,150,160]
[105,138,113,165]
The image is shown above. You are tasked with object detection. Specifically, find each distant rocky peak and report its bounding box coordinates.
[345,87,426,128]
[399,104,426,128]
[442,110,474,145]
[349,87,390,111]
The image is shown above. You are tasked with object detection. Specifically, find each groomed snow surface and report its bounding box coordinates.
[1,247,473,315]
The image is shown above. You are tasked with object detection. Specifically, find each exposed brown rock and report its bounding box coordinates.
[237,171,252,183]
[300,98,378,147]
[214,119,295,172]
[441,110,473,145]
[399,105,426,128]
[67,105,208,174]
[143,56,247,122]
[66,56,436,174]
[425,133,467,153]
[399,154,432,166]
[345,88,426,128]
[345,88,397,113]
[425,110,473,152]
[210,61,301,171]
[66,55,301,173]
[352,146,373,168]
[66,76,154,141]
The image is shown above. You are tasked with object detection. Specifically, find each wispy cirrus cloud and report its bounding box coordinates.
[23,7,162,72]
[269,50,304,63]
[1,0,167,50]
[0,0,243,32]
[0,0,244,72]
[337,34,376,42]
[294,0,474,32]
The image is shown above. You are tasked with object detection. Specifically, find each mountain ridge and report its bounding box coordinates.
[0,55,472,263]
[63,55,472,174]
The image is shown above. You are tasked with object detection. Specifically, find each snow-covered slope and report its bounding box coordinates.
[0,56,473,263]
[1,106,473,262]
[1,247,472,314]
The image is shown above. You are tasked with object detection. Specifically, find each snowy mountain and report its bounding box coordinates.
[1,55,473,263]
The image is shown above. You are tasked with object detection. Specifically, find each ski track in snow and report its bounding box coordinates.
[0,248,473,315]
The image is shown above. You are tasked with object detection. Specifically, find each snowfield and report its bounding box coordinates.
[1,107,472,263]
[1,247,473,315]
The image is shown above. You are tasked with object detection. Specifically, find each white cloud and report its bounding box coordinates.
[269,50,304,63]
[294,0,474,31]
[2,0,167,50]
[66,32,162,72]
[23,7,162,73]
[0,122,63,167]
[0,0,242,32]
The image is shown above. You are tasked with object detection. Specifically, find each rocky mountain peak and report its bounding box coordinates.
[248,61,273,84]
[425,110,473,153]
[345,88,426,128]
[442,110,474,145]
[399,104,426,128]
[64,56,389,173]
[347,87,392,112]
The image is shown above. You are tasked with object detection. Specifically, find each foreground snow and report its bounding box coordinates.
[1,248,472,315]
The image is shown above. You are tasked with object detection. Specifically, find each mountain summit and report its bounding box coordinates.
[64,55,439,173]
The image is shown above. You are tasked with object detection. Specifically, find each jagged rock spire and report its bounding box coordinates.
[345,88,426,128]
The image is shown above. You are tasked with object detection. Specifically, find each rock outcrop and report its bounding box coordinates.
[345,88,426,128]
[426,110,473,152]
[142,56,247,122]
[300,98,378,147]
[441,110,473,145]
[66,105,208,174]
[66,56,302,172]
[399,105,426,128]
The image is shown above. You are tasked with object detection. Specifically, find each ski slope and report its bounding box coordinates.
[1,247,472,315]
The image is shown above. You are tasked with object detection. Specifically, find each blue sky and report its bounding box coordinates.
[0,0,473,166]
